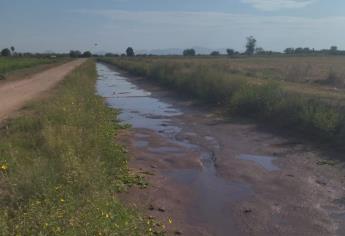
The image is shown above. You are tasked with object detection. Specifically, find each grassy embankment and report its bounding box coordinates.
[0,60,161,235]
[99,56,345,151]
[0,57,62,76]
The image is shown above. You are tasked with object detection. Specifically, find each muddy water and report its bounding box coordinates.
[96,63,255,235]
[239,154,280,172]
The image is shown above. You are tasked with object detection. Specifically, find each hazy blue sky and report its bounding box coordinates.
[1,0,345,53]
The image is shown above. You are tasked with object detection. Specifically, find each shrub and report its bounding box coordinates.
[1,48,11,57]
[183,49,196,56]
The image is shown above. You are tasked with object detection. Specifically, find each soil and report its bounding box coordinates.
[0,59,85,122]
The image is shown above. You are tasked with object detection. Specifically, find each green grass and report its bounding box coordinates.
[0,57,61,75]
[99,57,345,151]
[0,60,161,235]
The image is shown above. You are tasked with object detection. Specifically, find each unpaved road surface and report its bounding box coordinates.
[0,59,85,122]
[97,63,345,236]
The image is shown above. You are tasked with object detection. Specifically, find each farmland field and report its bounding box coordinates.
[3,1,345,235]
[0,57,62,75]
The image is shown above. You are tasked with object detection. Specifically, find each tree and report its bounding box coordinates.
[294,47,304,54]
[82,51,92,57]
[284,48,295,54]
[245,36,256,55]
[69,50,81,58]
[303,47,311,54]
[183,48,196,56]
[226,49,235,56]
[210,51,220,56]
[1,48,11,57]
[10,46,15,55]
[255,47,264,55]
[126,47,135,57]
[330,46,338,55]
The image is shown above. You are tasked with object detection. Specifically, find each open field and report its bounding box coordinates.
[0,57,64,76]
[0,61,159,235]
[99,56,345,152]
[103,55,345,84]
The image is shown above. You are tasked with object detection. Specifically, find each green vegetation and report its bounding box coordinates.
[1,49,11,57]
[183,49,196,56]
[69,51,93,58]
[99,56,345,150]
[0,57,60,75]
[126,47,135,57]
[245,36,257,55]
[0,61,160,235]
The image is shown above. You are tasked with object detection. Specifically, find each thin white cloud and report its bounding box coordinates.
[242,0,315,11]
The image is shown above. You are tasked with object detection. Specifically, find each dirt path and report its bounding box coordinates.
[97,63,345,236]
[0,59,85,122]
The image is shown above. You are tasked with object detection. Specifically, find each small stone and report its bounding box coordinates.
[158,207,166,212]
[316,180,327,186]
[244,209,252,214]
[174,230,182,235]
[148,204,155,211]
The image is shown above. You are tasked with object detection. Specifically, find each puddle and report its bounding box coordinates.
[134,140,149,148]
[134,133,150,138]
[148,146,185,154]
[166,168,252,235]
[239,154,280,171]
[96,63,252,236]
[331,212,345,235]
[96,63,182,135]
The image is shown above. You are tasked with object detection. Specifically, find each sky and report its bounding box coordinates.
[1,0,345,53]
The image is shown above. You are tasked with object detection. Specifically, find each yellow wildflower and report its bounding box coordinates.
[168,218,173,224]
[60,198,65,203]
[1,163,8,171]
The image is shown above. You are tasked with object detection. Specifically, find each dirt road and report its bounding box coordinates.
[0,59,85,122]
[97,63,345,236]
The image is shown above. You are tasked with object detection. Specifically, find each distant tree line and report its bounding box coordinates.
[69,50,92,58]
[180,36,345,57]
[283,46,345,55]
[0,46,95,58]
[5,38,343,59]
